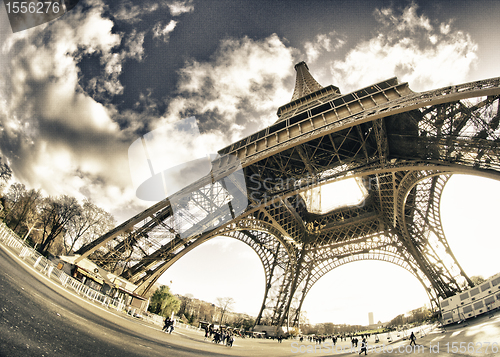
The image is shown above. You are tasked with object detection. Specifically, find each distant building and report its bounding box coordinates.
[368,312,374,326]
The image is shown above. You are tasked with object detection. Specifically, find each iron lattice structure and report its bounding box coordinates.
[76,61,500,328]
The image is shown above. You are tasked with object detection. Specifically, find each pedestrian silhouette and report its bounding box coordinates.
[359,337,367,355]
[409,332,416,346]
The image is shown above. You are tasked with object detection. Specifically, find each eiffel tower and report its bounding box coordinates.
[75,61,500,328]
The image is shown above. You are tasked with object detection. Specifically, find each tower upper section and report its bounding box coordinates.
[276,62,341,122]
[290,61,324,101]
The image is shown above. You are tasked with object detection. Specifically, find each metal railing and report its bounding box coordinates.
[0,223,126,312]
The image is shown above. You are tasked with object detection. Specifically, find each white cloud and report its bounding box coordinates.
[111,0,193,24]
[113,1,160,23]
[304,32,346,63]
[373,4,432,35]
[329,3,478,92]
[166,0,194,16]
[152,20,177,42]
[124,29,146,60]
[440,21,452,35]
[2,4,122,130]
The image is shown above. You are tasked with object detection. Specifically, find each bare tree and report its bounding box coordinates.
[178,293,194,318]
[470,275,485,286]
[323,322,335,335]
[38,195,82,253]
[4,184,42,238]
[15,189,41,232]
[19,189,43,241]
[4,183,28,225]
[0,157,12,193]
[63,199,115,254]
[228,313,255,330]
[215,297,235,324]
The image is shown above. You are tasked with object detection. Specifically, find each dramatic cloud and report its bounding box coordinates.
[329,3,478,92]
[0,1,146,219]
[83,29,146,101]
[123,34,296,200]
[374,4,432,33]
[0,0,483,225]
[0,3,294,219]
[163,34,295,145]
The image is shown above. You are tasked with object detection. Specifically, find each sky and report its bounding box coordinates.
[1,0,499,326]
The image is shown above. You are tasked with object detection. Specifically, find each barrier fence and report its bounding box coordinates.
[0,222,127,313]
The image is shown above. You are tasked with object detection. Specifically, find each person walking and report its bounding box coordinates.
[409,332,416,346]
[162,317,171,333]
[359,337,367,355]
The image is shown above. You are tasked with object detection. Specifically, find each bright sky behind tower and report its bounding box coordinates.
[1,0,500,326]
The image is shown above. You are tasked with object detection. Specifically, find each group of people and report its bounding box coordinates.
[299,333,370,346]
[204,324,235,347]
[161,317,418,355]
[298,331,417,355]
[294,333,375,355]
[162,317,175,334]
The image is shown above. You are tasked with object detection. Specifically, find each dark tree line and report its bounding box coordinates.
[0,157,115,256]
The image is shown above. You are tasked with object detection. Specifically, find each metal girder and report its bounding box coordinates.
[76,71,500,330]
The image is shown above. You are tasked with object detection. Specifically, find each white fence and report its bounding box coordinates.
[141,312,165,327]
[0,223,126,313]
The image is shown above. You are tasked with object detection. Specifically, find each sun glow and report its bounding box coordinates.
[300,178,368,214]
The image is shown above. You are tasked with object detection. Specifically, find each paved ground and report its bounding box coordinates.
[1,241,499,356]
[174,316,500,357]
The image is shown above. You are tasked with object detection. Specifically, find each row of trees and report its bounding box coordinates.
[0,158,115,255]
[388,306,432,328]
[148,286,254,330]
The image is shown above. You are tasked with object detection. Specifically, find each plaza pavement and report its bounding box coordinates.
[167,313,499,357]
